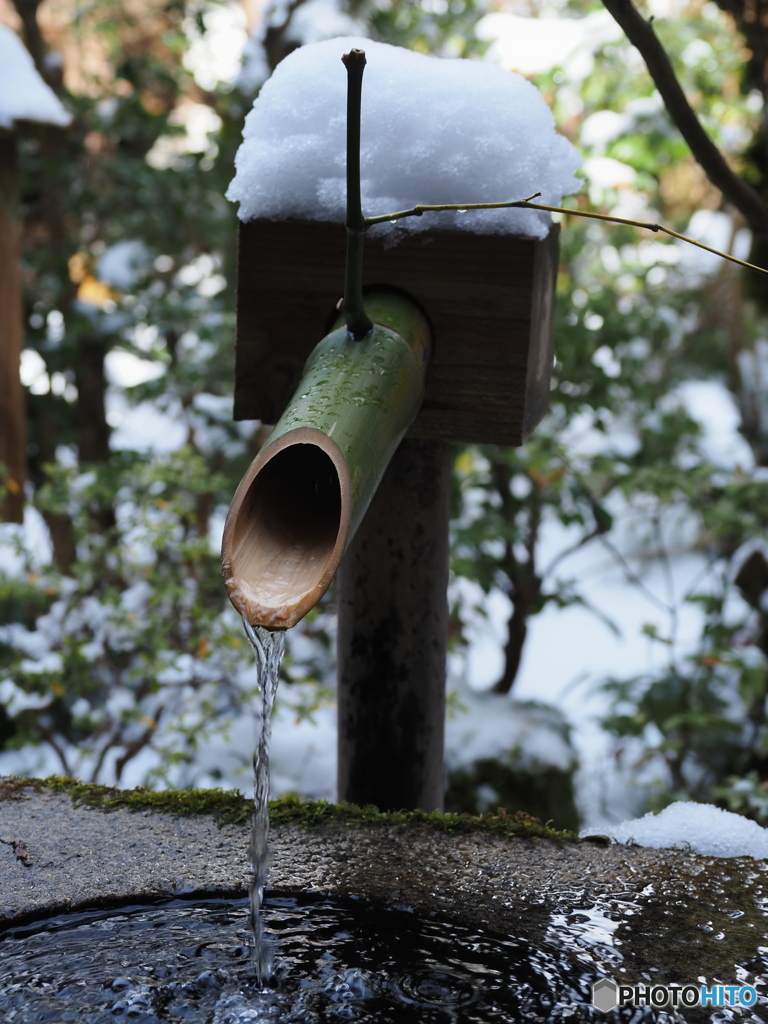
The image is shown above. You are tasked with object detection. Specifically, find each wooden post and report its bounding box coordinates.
[337,437,451,811]
[0,131,25,524]
[233,219,559,811]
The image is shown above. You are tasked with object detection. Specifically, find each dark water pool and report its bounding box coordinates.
[0,892,676,1023]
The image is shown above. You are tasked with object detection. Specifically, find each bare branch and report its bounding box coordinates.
[597,534,675,616]
[341,49,373,340]
[114,709,163,783]
[262,0,311,73]
[600,0,768,237]
[10,0,61,90]
[543,524,605,578]
[365,194,768,277]
[38,722,72,776]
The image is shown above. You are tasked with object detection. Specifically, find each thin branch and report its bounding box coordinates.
[365,193,768,277]
[600,0,768,238]
[341,49,373,340]
[10,0,56,88]
[597,533,675,616]
[543,524,605,578]
[38,722,72,776]
[262,0,310,72]
[114,709,163,783]
[653,510,679,664]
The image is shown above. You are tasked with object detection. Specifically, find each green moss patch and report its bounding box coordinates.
[270,793,577,840]
[0,777,578,840]
[0,776,251,826]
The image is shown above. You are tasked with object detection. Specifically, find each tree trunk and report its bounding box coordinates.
[0,132,26,524]
[493,601,530,695]
[74,335,115,534]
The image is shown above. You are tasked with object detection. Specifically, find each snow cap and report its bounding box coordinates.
[582,801,768,859]
[227,37,582,240]
[0,25,71,130]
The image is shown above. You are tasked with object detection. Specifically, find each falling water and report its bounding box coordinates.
[242,617,286,986]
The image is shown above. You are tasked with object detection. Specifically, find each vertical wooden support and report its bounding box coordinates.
[234,218,559,811]
[337,437,451,811]
[0,132,26,524]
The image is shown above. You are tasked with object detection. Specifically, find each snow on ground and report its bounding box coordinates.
[584,801,768,859]
[227,37,581,239]
[0,25,71,128]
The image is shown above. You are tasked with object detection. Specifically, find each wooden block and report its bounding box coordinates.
[234,219,558,446]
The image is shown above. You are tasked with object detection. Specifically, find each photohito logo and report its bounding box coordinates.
[591,978,758,1012]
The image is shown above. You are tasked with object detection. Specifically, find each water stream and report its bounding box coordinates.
[241,618,286,985]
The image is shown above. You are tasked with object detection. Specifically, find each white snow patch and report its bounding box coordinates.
[106,350,166,388]
[582,156,636,191]
[0,26,71,129]
[238,35,271,94]
[98,240,150,290]
[228,37,581,239]
[19,349,47,391]
[676,379,754,469]
[445,685,575,773]
[183,2,247,92]
[0,677,53,711]
[285,0,364,47]
[677,209,752,276]
[579,110,628,151]
[583,801,768,859]
[476,9,622,79]
[107,396,188,453]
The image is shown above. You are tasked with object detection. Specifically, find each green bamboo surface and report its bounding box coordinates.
[222,290,432,628]
[261,291,430,538]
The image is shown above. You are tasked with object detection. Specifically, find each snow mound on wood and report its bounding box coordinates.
[227,37,581,239]
[0,26,70,129]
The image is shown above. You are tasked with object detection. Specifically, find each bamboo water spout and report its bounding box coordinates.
[221,291,432,630]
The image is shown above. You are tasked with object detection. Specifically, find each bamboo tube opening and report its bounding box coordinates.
[222,428,351,630]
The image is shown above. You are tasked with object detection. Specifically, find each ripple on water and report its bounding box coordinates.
[0,893,658,1024]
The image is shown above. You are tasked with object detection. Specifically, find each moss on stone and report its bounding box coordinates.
[0,776,252,826]
[0,776,578,840]
[445,756,579,832]
[269,792,578,840]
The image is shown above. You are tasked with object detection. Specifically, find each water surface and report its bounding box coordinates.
[0,893,645,1023]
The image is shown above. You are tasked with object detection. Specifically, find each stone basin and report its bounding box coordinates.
[0,777,766,1020]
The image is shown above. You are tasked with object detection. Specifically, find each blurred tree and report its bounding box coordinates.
[0,0,767,825]
[0,0,267,783]
[0,0,493,786]
[576,0,768,817]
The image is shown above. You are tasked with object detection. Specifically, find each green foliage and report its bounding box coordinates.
[0,447,256,783]
[442,0,768,819]
[2,0,768,827]
[714,771,768,824]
